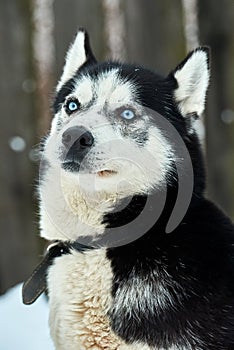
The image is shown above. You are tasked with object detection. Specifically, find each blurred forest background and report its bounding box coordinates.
[0,0,234,295]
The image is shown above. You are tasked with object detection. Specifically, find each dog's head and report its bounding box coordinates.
[40,29,209,243]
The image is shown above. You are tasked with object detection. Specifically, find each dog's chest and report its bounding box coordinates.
[47,248,125,349]
[46,248,178,350]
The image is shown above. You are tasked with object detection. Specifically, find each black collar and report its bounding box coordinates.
[22,241,94,305]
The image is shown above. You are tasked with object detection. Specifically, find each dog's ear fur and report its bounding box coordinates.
[171,47,210,117]
[56,28,96,91]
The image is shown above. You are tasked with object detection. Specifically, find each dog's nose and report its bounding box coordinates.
[62,126,94,164]
[62,126,94,150]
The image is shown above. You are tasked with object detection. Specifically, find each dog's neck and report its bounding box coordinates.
[40,166,133,242]
[40,164,201,245]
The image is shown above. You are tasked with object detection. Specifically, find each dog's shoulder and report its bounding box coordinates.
[106,198,234,348]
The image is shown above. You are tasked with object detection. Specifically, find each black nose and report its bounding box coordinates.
[62,126,94,167]
[62,126,94,149]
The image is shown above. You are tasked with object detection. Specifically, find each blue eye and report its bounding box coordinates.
[65,99,80,114]
[68,101,78,111]
[120,109,135,120]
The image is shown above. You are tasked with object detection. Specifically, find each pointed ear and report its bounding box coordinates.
[56,28,96,91]
[171,47,210,117]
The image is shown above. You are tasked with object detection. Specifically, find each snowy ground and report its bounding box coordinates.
[0,283,54,350]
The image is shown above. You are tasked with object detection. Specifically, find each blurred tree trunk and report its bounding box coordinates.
[102,0,126,60]
[124,0,185,74]
[32,0,56,135]
[181,0,199,51]
[199,0,234,219]
[0,0,39,294]
[53,0,105,79]
[53,0,185,76]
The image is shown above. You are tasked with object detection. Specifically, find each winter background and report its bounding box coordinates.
[0,284,53,349]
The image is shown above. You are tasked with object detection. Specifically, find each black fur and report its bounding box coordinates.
[106,198,234,349]
[102,66,234,348]
[53,44,234,349]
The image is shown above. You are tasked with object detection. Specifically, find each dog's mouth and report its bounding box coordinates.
[96,170,118,177]
[62,162,118,177]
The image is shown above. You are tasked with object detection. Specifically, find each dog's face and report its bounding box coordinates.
[40,29,209,242]
[46,70,173,197]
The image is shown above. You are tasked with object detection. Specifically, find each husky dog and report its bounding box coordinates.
[38,29,234,349]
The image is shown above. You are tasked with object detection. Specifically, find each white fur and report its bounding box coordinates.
[57,30,87,91]
[174,49,209,116]
[48,249,121,349]
[48,249,192,350]
[39,167,107,241]
[40,70,173,242]
[95,70,136,106]
[73,77,93,105]
[193,117,205,142]
[72,69,137,108]
[112,274,175,318]
[41,37,199,350]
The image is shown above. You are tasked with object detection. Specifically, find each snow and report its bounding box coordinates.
[0,283,54,350]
